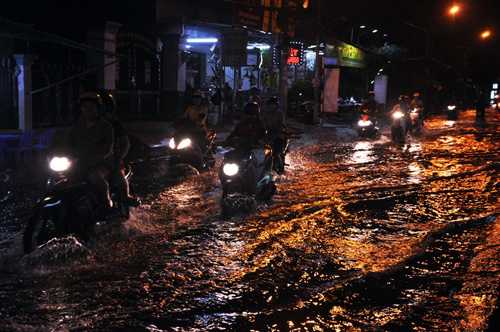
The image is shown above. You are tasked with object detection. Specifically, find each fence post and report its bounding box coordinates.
[14,54,38,132]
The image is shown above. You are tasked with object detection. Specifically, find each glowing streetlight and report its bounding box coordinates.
[449,5,460,15]
[481,30,491,39]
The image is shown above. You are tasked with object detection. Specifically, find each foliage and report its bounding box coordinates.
[288,79,314,103]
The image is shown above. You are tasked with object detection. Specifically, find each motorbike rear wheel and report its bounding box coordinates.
[23,208,62,253]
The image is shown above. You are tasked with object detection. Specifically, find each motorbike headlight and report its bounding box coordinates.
[169,138,176,149]
[393,111,404,119]
[223,163,239,176]
[447,105,456,111]
[358,119,370,127]
[177,138,192,150]
[50,157,71,172]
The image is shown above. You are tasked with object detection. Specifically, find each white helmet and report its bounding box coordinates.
[193,90,205,98]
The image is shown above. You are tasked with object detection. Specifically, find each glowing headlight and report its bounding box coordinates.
[177,138,192,150]
[393,110,404,119]
[358,119,371,127]
[447,105,456,111]
[223,163,239,176]
[50,157,71,172]
[169,138,176,149]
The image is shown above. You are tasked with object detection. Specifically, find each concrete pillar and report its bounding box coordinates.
[14,54,38,132]
[159,33,187,118]
[87,21,122,90]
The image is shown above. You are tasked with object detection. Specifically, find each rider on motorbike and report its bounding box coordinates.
[58,92,114,210]
[391,95,412,132]
[359,91,380,118]
[410,92,424,122]
[183,89,208,132]
[99,91,140,207]
[261,96,286,174]
[226,102,268,193]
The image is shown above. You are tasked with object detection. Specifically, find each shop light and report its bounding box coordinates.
[247,44,270,50]
[186,38,218,43]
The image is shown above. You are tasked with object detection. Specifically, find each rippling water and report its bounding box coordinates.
[2,110,500,331]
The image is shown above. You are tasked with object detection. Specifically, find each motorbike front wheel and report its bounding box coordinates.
[391,125,405,142]
[23,208,62,253]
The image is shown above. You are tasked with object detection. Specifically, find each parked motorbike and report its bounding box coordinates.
[356,109,379,138]
[168,118,216,171]
[219,137,276,201]
[23,156,133,253]
[391,110,408,143]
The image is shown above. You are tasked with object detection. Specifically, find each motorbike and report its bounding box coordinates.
[391,109,409,143]
[23,156,134,253]
[168,118,216,171]
[219,137,276,201]
[356,108,379,138]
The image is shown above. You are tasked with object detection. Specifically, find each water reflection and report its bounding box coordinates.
[2,112,500,331]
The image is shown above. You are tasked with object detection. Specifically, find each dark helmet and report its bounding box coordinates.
[267,96,279,106]
[244,102,260,119]
[99,92,116,114]
[78,91,103,106]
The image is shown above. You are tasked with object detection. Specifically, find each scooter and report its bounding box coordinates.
[23,156,133,253]
[219,137,276,201]
[357,109,379,138]
[391,109,408,143]
[168,118,216,171]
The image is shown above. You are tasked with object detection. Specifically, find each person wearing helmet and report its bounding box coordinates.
[183,90,208,131]
[59,92,114,209]
[410,92,424,124]
[359,91,380,117]
[261,96,286,173]
[391,94,412,131]
[99,91,140,207]
[226,102,267,145]
[226,102,268,193]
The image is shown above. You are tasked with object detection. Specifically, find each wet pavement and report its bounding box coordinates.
[1,109,500,331]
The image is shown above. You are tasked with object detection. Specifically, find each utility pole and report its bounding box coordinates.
[313,0,321,125]
[278,0,289,117]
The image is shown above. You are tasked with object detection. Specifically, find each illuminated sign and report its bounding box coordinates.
[273,41,303,66]
[324,39,366,68]
[287,46,302,65]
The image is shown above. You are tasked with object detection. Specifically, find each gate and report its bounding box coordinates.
[115,32,161,118]
[0,57,18,130]
[31,61,89,127]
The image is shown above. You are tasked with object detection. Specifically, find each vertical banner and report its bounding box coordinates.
[374,75,388,106]
[222,30,248,67]
[323,67,339,114]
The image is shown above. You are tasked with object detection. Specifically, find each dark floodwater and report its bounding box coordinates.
[2,109,500,331]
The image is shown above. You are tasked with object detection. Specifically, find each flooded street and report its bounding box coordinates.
[2,109,500,331]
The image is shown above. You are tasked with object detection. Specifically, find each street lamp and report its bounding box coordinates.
[357,29,378,44]
[449,5,460,15]
[481,30,491,39]
[350,25,366,44]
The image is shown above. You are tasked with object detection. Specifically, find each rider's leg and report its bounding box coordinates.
[88,166,112,209]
